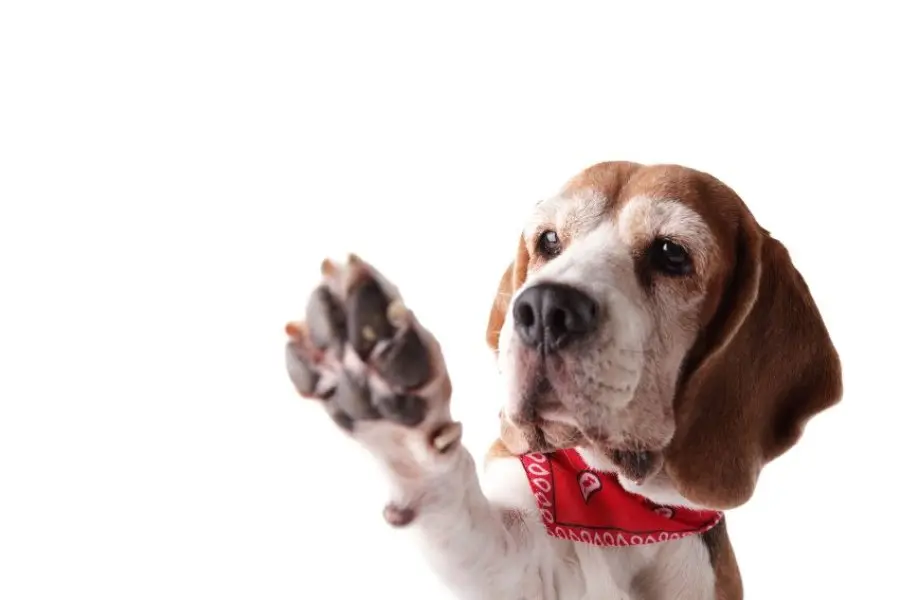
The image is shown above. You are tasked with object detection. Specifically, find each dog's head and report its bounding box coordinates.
[487,161,842,510]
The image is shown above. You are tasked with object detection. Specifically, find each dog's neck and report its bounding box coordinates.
[575,446,710,511]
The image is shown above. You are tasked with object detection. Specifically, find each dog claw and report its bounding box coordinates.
[431,422,462,453]
[284,321,304,338]
[383,502,416,527]
[386,299,409,328]
[320,258,338,278]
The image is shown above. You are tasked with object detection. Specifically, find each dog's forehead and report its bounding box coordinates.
[526,190,606,238]
[528,164,718,247]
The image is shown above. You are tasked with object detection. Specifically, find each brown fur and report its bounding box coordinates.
[486,235,528,352]
[702,520,743,600]
[664,206,842,509]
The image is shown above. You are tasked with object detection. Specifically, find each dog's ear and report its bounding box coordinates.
[664,212,843,510]
[485,236,529,353]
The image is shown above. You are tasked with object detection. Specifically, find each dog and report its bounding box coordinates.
[284,161,842,599]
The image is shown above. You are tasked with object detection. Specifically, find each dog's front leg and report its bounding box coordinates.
[285,255,541,599]
[374,444,541,598]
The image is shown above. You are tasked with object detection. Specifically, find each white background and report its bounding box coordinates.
[1,1,897,598]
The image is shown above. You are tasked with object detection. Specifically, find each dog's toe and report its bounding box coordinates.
[306,285,347,350]
[284,327,325,398]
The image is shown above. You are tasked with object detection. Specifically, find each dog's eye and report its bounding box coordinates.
[537,230,562,258]
[649,238,692,275]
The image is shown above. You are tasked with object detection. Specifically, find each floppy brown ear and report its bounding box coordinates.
[485,236,529,353]
[664,214,843,510]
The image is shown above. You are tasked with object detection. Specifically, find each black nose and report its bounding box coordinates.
[512,283,599,352]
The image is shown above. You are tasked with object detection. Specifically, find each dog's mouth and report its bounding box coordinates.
[502,360,580,448]
[503,363,666,484]
[500,412,580,454]
[501,412,664,483]
[502,377,584,454]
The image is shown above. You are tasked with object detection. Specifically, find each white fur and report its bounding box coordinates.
[366,439,717,599]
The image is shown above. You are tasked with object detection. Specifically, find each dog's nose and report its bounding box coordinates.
[512,283,598,352]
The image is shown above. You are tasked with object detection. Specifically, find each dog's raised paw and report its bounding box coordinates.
[284,255,454,452]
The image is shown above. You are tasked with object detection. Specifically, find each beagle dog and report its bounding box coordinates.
[285,161,842,599]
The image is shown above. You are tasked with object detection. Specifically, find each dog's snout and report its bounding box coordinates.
[513,283,599,352]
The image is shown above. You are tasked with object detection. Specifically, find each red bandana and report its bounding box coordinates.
[520,449,722,547]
